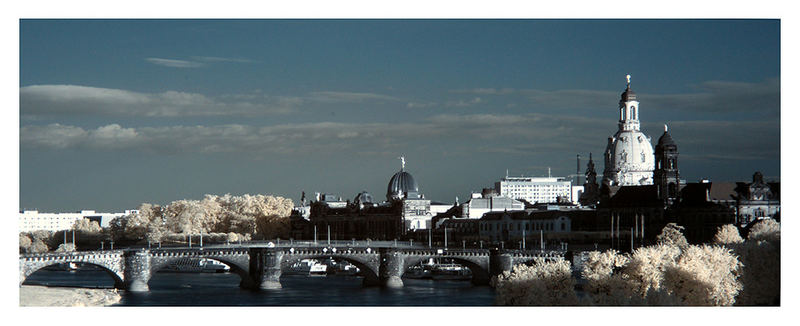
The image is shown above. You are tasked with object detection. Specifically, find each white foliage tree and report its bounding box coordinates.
[493,258,578,305]
[714,220,781,305]
[713,224,744,245]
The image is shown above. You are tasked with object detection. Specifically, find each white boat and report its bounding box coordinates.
[286,259,329,276]
[431,263,472,281]
[161,258,230,273]
[336,263,361,276]
[309,263,328,276]
[405,265,433,279]
[42,262,80,272]
[322,258,361,276]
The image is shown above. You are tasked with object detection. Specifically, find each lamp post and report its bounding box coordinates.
[428,228,432,248]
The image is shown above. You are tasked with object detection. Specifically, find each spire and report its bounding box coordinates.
[398,156,405,171]
[626,74,631,88]
[664,124,668,133]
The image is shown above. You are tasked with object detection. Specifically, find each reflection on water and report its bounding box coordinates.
[23,269,495,306]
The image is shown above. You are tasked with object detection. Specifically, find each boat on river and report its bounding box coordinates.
[431,263,472,281]
[161,258,230,273]
[286,259,329,276]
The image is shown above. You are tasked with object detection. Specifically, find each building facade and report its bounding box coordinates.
[19,209,139,233]
[495,176,572,204]
[290,158,439,240]
[733,172,780,226]
[459,191,525,219]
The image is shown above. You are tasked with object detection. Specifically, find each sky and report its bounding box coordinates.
[18,19,781,212]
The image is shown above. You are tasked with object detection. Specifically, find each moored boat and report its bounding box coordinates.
[431,263,472,281]
[161,258,230,273]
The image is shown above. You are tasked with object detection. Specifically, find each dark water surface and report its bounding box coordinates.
[23,270,495,306]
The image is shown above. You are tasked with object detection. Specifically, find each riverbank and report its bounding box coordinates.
[19,285,121,307]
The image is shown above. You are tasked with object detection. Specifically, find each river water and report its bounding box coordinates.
[23,269,496,306]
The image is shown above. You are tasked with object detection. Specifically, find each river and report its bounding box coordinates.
[22,269,496,306]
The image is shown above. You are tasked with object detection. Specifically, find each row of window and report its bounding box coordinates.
[480,221,559,232]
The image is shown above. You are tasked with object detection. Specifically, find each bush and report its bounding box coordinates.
[494,258,578,305]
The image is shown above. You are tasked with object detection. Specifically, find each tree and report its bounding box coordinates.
[656,223,688,248]
[19,233,32,253]
[494,258,578,305]
[715,220,781,305]
[713,224,743,245]
[73,219,101,234]
[661,244,742,306]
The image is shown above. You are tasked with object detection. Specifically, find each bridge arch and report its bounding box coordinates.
[402,255,491,285]
[20,255,125,287]
[280,254,380,285]
[148,251,252,289]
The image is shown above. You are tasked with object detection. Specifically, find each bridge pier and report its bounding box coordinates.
[124,250,152,292]
[250,248,283,290]
[489,249,514,279]
[379,249,404,288]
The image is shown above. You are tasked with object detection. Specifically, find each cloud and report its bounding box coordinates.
[20,111,778,170]
[646,78,780,114]
[445,97,483,107]
[191,56,256,63]
[407,101,437,109]
[451,78,779,114]
[20,85,300,117]
[145,57,204,68]
[307,91,399,103]
[20,85,409,118]
[452,88,516,95]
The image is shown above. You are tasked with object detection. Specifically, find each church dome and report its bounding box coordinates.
[387,170,419,201]
[657,129,676,148]
[605,130,655,186]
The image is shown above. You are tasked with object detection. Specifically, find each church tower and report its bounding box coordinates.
[602,75,655,187]
[654,124,680,202]
[579,152,600,206]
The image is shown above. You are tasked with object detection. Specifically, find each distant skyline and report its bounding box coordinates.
[19,19,780,212]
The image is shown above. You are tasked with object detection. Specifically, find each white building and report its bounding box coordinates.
[602,75,655,187]
[495,176,572,204]
[460,192,525,219]
[478,210,572,244]
[19,209,138,233]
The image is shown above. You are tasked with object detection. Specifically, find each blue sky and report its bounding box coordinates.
[19,19,780,212]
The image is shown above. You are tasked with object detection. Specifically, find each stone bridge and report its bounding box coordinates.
[19,246,565,292]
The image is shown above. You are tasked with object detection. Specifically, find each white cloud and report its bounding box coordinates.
[445,97,483,107]
[451,78,779,114]
[452,88,515,95]
[145,57,204,68]
[19,112,778,169]
[21,85,299,117]
[407,101,437,108]
[308,91,399,103]
[191,56,256,63]
[20,85,408,118]
[20,124,87,149]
